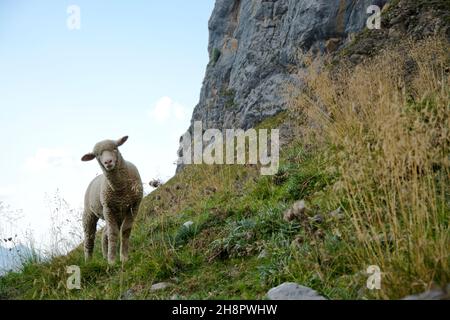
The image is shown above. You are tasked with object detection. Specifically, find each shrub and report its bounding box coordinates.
[211,48,221,65]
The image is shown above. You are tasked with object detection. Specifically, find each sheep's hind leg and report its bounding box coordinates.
[83,211,98,262]
[102,227,109,259]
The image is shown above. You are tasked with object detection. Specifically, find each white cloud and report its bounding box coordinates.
[23,148,76,173]
[148,96,187,123]
[11,146,97,248]
[0,185,17,198]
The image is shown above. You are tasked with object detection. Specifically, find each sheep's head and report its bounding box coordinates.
[81,136,128,172]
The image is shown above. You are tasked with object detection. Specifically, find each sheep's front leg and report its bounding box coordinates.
[104,208,120,265]
[83,211,98,262]
[120,212,135,263]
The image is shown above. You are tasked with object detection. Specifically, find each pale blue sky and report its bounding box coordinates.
[0,0,215,247]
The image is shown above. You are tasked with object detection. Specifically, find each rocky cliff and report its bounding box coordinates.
[185,0,388,134]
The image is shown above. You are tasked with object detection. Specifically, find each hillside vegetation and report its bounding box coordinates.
[0,37,448,300]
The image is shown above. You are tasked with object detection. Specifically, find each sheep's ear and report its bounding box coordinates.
[117,136,129,147]
[81,153,96,162]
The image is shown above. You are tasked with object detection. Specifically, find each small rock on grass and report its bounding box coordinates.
[329,207,344,220]
[283,200,307,222]
[267,282,326,300]
[183,221,194,228]
[120,289,135,300]
[151,282,172,291]
[257,249,268,259]
[402,285,449,300]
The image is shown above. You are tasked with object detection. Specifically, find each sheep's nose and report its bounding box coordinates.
[104,159,113,165]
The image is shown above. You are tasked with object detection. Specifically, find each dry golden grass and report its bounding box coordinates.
[292,37,450,298]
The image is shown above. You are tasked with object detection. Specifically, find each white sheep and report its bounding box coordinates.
[81,136,143,264]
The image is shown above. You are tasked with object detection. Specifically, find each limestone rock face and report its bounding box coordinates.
[186,0,389,133]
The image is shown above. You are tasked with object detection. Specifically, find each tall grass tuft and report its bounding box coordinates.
[292,37,450,298]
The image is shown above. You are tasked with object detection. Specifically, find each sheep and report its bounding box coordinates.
[81,136,143,264]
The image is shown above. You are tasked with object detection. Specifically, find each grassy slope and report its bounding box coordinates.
[3,94,446,299]
[0,113,360,300]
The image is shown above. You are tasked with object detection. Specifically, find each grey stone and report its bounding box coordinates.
[183,221,194,228]
[349,54,364,64]
[284,200,307,222]
[267,282,326,300]
[257,249,268,259]
[402,286,449,300]
[120,289,135,300]
[151,282,172,291]
[329,207,344,220]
